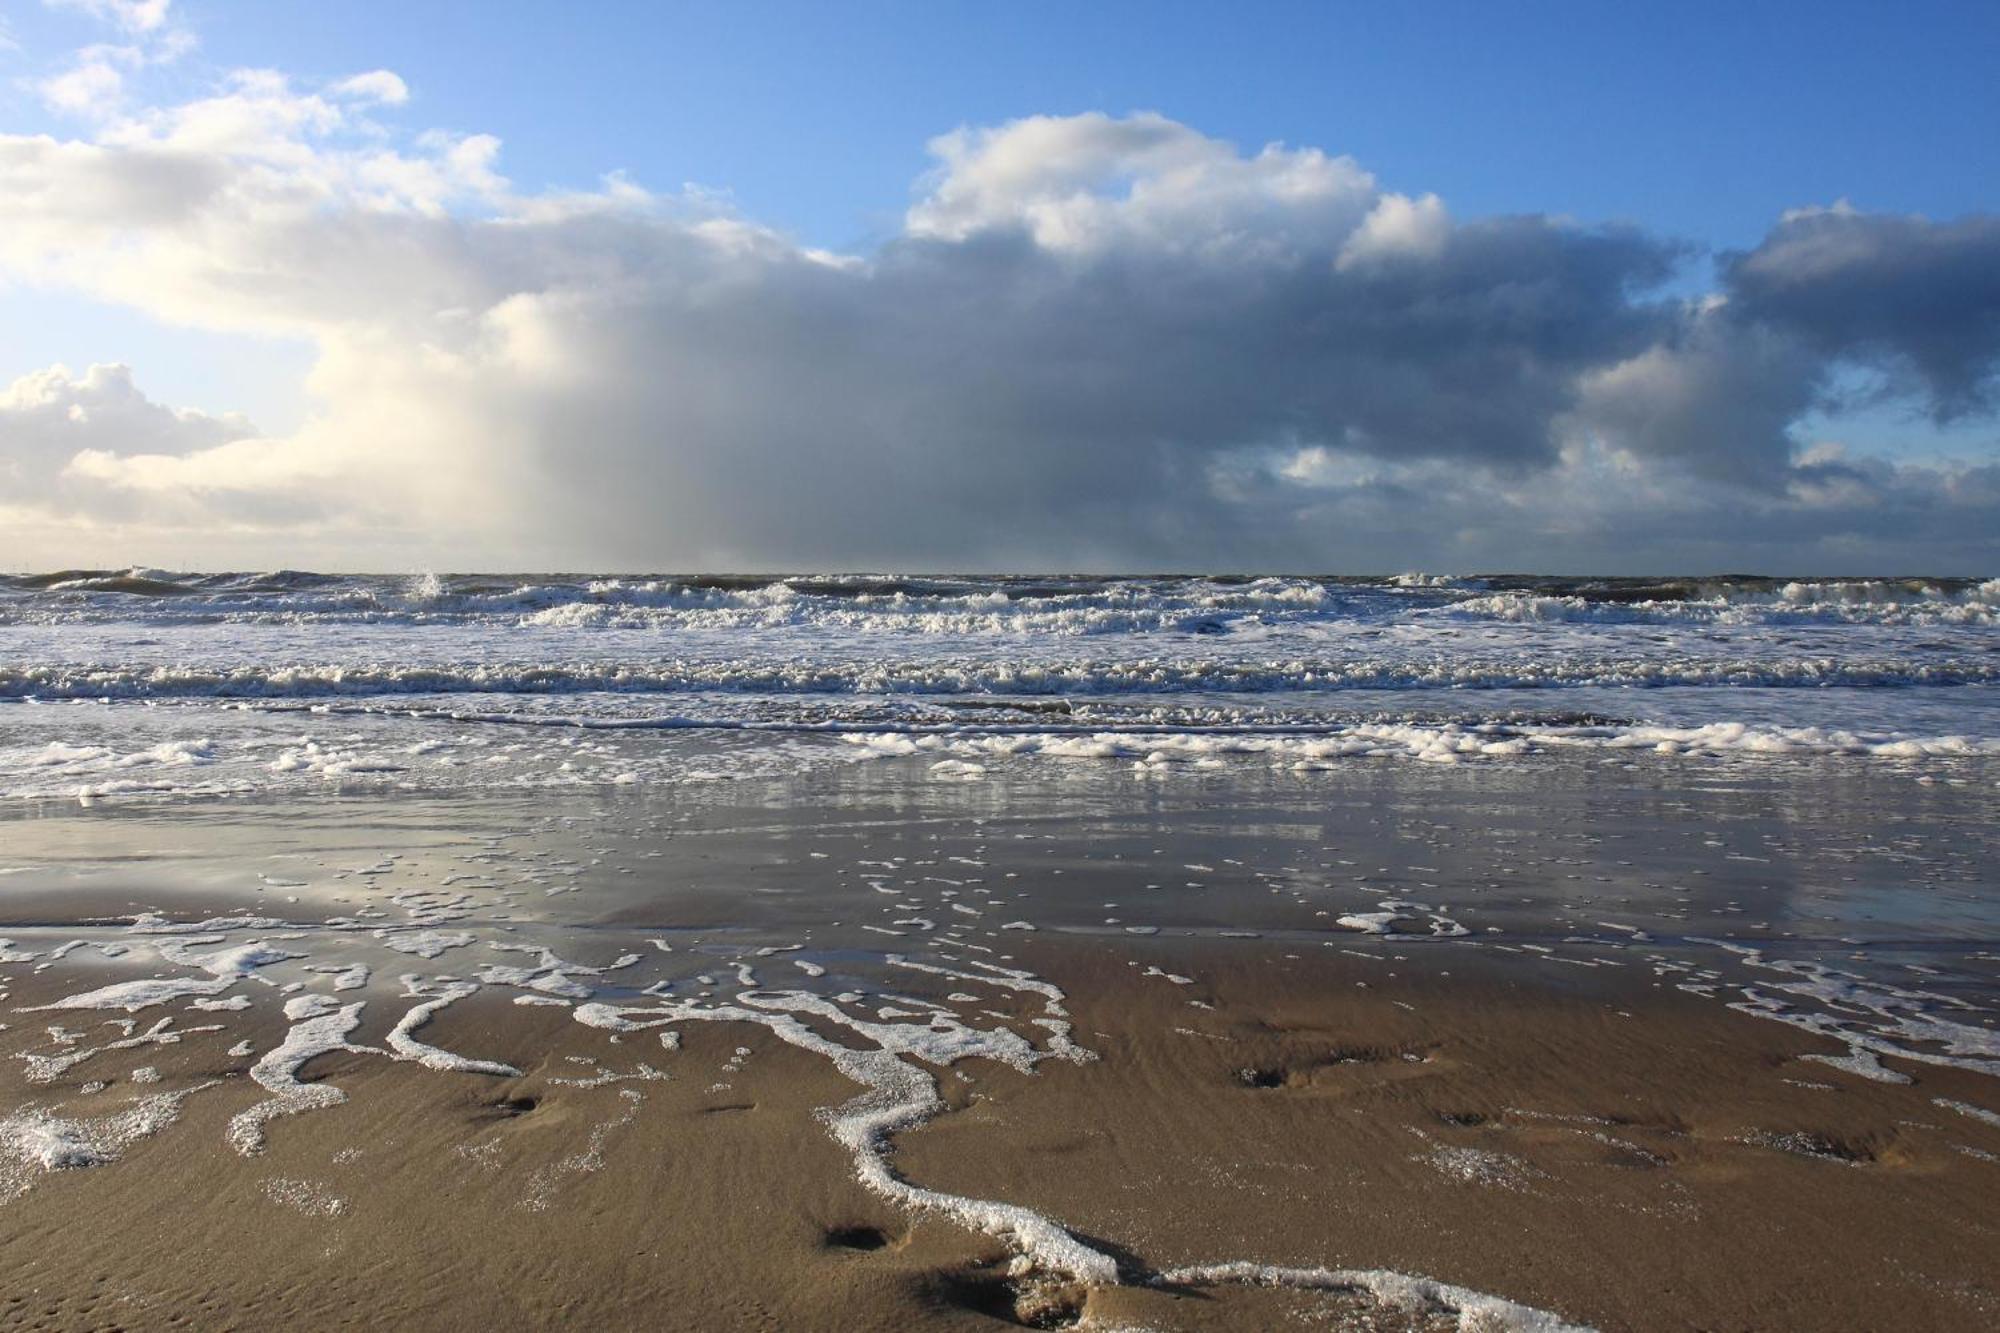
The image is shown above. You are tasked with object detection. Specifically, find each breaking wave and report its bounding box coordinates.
[2,568,1993,800]
[4,570,1994,631]
[3,656,1996,703]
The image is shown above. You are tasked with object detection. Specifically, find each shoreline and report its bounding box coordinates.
[0,768,1995,1329]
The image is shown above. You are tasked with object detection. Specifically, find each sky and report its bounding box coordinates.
[0,0,1995,573]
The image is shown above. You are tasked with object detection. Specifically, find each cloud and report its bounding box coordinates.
[906,111,1381,256]
[0,363,252,517]
[1337,192,1450,270]
[35,0,191,122]
[1567,304,1822,487]
[1724,205,2000,420]
[0,362,250,460]
[0,68,1993,571]
[330,70,409,106]
[47,0,172,36]
[37,49,129,116]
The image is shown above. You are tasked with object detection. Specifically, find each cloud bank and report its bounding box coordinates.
[0,35,1995,570]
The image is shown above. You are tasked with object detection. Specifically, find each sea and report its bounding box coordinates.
[2,570,1996,800]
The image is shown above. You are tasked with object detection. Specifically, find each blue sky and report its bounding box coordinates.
[9,0,1996,252]
[0,0,1995,570]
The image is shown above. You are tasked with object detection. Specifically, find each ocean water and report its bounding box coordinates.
[3,571,1997,1327]
[1,570,1996,800]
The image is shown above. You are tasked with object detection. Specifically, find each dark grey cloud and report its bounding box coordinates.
[488,215,1680,566]
[1724,208,2000,420]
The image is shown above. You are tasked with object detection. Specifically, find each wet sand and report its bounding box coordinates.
[1,759,1996,1330]
[4,945,1998,1330]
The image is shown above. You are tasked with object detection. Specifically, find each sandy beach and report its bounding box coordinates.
[4,939,1999,1330]
[2,755,1995,1331]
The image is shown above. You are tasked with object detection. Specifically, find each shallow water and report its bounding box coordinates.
[3,756,1994,1151]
